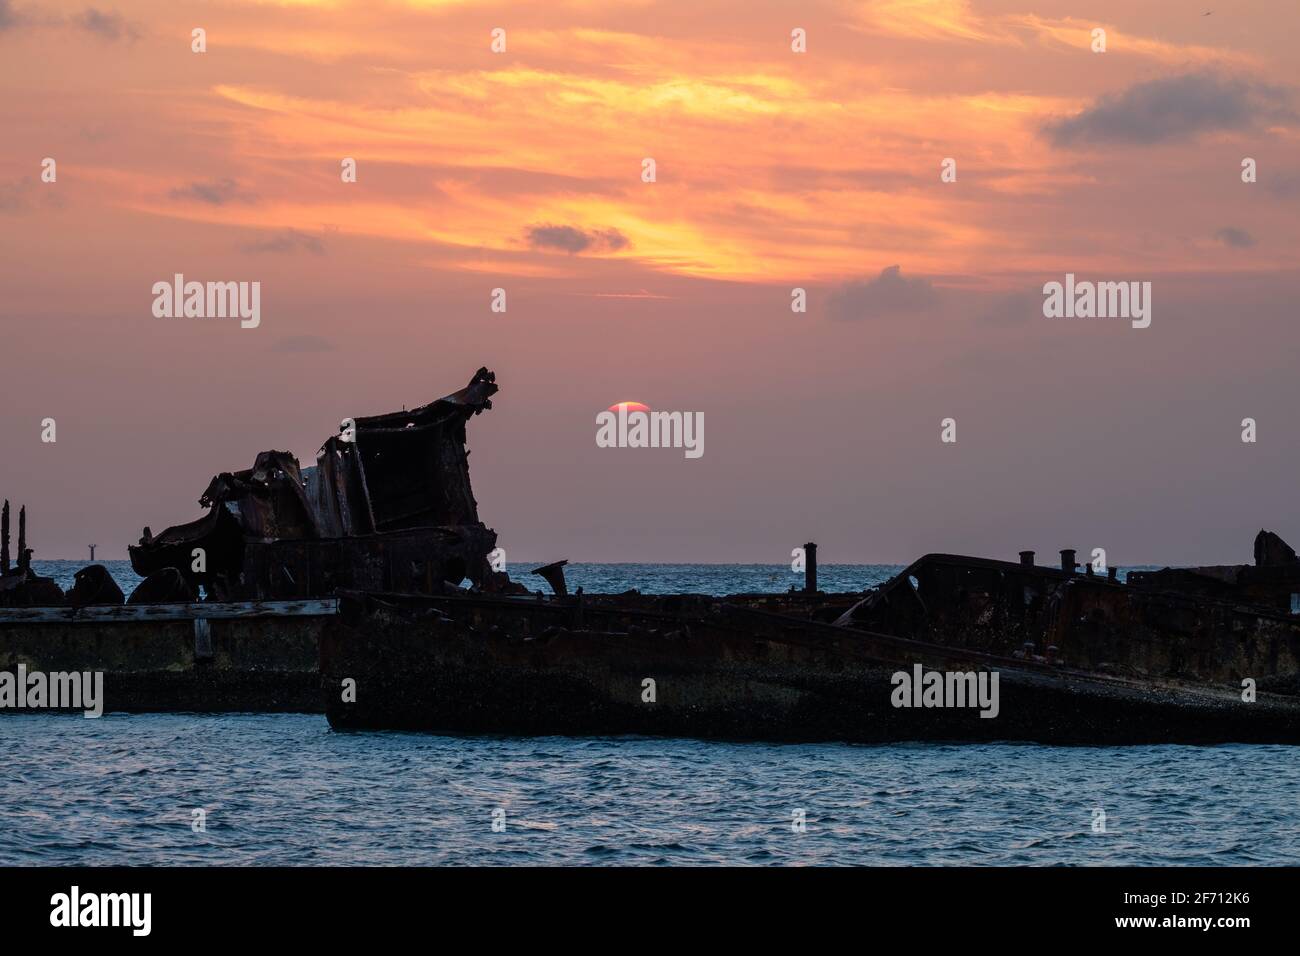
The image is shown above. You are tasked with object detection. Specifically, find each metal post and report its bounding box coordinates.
[803,542,818,594]
[17,506,28,574]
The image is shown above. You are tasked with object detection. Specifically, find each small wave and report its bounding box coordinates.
[4,711,1300,865]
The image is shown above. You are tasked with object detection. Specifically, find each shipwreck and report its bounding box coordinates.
[2,367,1300,744]
[128,366,508,603]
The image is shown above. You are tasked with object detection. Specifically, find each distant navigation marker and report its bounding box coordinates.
[89,544,97,561]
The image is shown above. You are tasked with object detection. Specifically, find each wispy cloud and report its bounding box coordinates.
[1044,71,1294,147]
[1013,15,1249,67]
[240,229,325,255]
[75,8,139,42]
[0,177,60,214]
[567,289,671,299]
[525,224,629,255]
[827,265,938,321]
[975,289,1038,327]
[1214,227,1256,249]
[169,179,258,205]
[6,0,1294,285]
[0,177,35,213]
[853,0,995,42]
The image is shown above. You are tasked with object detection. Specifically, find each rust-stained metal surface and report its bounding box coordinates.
[65,564,125,608]
[128,367,504,601]
[834,540,1300,694]
[1126,529,1300,612]
[6,365,1300,739]
[320,588,1300,744]
[128,568,199,605]
[200,450,319,541]
[0,500,65,607]
[0,604,335,713]
[317,530,1300,743]
[129,503,245,596]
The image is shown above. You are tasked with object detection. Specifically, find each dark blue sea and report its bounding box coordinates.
[4,561,1294,867]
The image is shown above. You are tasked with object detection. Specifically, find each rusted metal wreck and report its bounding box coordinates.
[3,366,1300,743]
[321,534,1300,744]
[127,366,507,603]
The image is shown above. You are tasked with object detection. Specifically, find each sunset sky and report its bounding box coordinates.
[2,0,1298,565]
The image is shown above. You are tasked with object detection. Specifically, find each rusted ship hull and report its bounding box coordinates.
[8,367,1300,742]
[320,592,1300,744]
[838,553,1300,694]
[0,601,335,714]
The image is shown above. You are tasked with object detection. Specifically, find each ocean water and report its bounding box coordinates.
[31,559,1148,598]
[1,716,1296,866]
[31,559,905,597]
[8,559,1278,868]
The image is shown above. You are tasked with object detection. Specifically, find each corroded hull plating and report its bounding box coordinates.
[0,601,335,713]
[320,592,1300,744]
[6,364,1300,742]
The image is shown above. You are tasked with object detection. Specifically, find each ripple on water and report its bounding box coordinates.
[2,715,1298,865]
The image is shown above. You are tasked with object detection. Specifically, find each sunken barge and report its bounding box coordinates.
[0,369,506,712]
[4,367,1300,744]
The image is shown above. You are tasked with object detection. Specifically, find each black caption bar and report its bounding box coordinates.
[0,866,1286,943]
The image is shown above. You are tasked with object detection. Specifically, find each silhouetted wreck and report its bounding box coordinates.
[836,538,1300,690]
[128,367,509,602]
[321,533,1300,744]
[0,501,63,607]
[1125,530,1300,612]
[3,367,1300,742]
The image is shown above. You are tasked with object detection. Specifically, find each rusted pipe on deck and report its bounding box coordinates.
[17,506,28,574]
[803,542,818,594]
[1019,550,1034,567]
[1059,549,1076,573]
[531,560,569,598]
